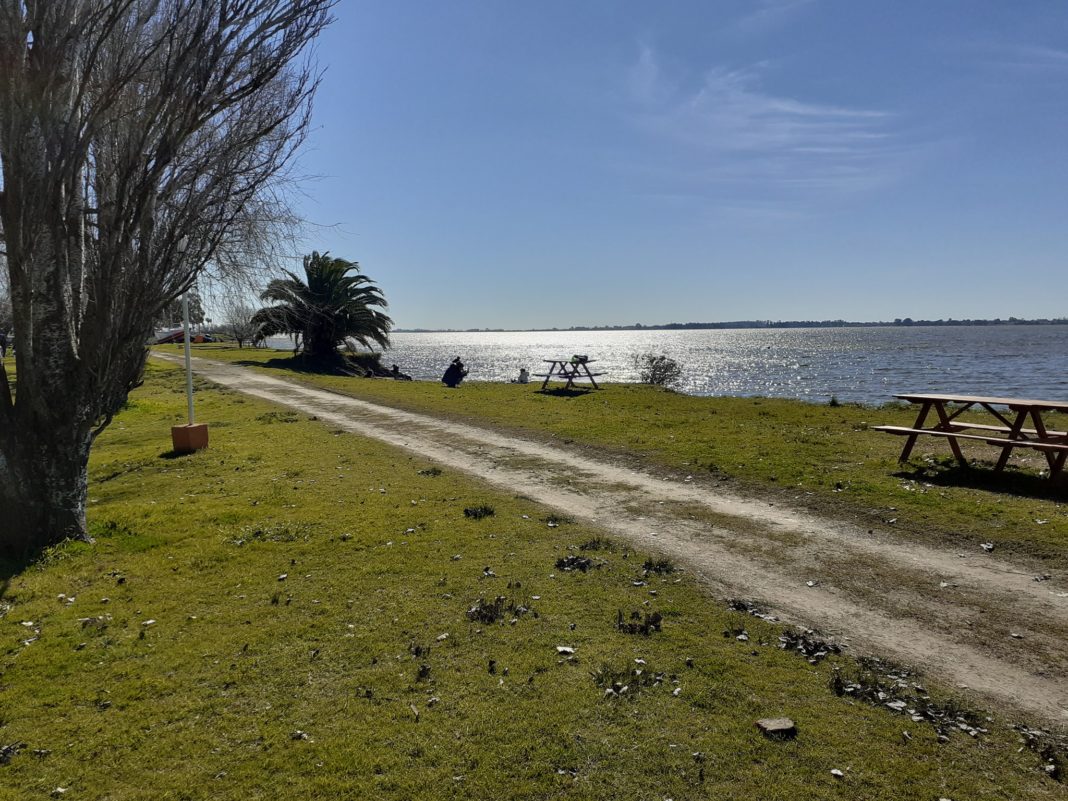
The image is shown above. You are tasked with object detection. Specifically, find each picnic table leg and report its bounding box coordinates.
[899,401,932,462]
[994,409,1030,472]
[1027,409,1060,472]
[564,365,577,390]
[932,402,967,467]
[583,363,599,389]
[541,361,558,390]
[1051,450,1067,482]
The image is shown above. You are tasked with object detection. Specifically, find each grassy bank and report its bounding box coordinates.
[156,344,1068,565]
[0,361,1061,799]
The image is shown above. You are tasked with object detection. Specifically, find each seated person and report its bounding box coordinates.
[441,357,469,388]
[390,364,412,381]
[517,367,529,384]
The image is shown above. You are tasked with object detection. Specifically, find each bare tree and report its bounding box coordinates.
[0,1,335,557]
[220,295,260,348]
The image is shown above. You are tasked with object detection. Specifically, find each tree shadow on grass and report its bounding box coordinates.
[894,461,1067,500]
[0,540,77,584]
[0,562,29,589]
[236,355,368,377]
[235,356,337,374]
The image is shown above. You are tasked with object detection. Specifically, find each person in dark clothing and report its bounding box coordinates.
[0,331,7,359]
[390,364,412,381]
[441,356,469,388]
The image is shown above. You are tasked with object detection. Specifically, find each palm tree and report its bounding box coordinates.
[252,252,392,362]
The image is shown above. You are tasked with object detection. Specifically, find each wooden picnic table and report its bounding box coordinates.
[873,393,1068,480]
[535,357,603,390]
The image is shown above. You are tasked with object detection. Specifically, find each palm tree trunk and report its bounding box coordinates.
[305,326,341,362]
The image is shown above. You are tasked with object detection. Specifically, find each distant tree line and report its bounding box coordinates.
[566,318,1068,331]
[395,317,1068,334]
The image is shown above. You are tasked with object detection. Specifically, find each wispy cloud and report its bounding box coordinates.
[733,0,818,35]
[621,46,912,213]
[968,41,1068,72]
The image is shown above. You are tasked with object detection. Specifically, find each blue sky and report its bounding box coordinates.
[289,1,1068,329]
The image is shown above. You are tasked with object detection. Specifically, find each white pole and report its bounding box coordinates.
[182,291,195,425]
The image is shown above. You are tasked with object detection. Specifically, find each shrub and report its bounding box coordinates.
[642,557,676,575]
[616,609,663,635]
[633,352,683,387]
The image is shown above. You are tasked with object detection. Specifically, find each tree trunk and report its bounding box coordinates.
[0,222,136,558]
[0,213,98,558]
[0,428,92,558]
[0,311,149,558]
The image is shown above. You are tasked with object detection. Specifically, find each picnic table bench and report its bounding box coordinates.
[874,393,1068,480]
[535,357,603,390]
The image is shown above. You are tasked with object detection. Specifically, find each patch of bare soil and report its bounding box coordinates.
[153,354,1068,725]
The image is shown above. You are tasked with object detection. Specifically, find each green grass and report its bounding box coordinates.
[0,361,1061,798]
[158,344,1068,565]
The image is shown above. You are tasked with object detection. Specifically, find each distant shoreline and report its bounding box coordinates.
[394,318,1068,334]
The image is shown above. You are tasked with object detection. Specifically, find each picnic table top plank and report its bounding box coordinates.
[895,393,1068,412]
[534,372,602,378]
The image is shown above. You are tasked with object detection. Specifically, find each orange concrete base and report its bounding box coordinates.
[171,423,209,454]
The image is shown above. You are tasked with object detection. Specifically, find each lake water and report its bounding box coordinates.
[268,326,1068,406]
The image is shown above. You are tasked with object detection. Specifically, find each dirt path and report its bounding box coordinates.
[155,354,1068,725]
